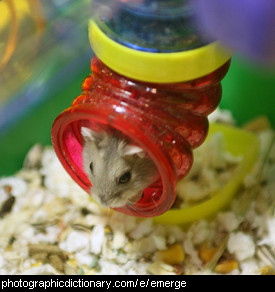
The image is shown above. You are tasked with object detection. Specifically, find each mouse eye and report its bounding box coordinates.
[118,171,131,184]
[89,162,94,173]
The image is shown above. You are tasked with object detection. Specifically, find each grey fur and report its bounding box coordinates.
[81,127,159,208]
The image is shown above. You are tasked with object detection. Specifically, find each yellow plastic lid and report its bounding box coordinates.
[89,20,232,83]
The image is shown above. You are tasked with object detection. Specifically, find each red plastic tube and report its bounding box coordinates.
[52,57,230,217]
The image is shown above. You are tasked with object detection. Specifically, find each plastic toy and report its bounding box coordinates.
[52,0,232,217]
[154,123,260,224]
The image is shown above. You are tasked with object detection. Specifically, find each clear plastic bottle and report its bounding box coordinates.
[52,0,232,217]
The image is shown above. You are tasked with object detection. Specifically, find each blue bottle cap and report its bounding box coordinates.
[92,0,211,53]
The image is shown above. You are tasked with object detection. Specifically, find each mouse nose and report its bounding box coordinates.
[90,188,108,207]
[98,196,109,207]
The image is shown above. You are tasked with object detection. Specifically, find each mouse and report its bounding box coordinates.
[81,127,159,208]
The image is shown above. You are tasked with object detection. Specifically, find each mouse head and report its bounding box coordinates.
[81,127,158,208]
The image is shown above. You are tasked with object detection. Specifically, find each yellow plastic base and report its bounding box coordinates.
[153,123,260,225]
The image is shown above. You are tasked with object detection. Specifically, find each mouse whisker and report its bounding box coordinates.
[151,196,159,211]
[106,207,111,216]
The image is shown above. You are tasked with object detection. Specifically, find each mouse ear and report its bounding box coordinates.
[123,145,146,158]
[81,127,101,142]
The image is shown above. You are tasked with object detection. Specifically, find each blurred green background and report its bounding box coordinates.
[221,57,275,127]
[0,0,93,176]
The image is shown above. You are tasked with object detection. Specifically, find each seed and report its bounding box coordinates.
[199,244,218,263]
[154,243,185,265]
[214,260,239,274]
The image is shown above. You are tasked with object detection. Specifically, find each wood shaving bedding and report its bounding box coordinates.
[0,113,274,275]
